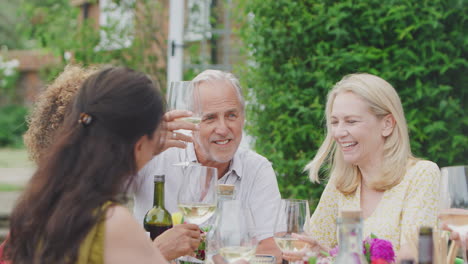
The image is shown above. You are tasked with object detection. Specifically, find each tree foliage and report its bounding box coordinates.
[237,0,467,207]
[18,0,168,89]
[0,104,28,147]
[0,0,30,49]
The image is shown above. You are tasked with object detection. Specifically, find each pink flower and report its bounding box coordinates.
[368,238,395,263]
[329,235,395,263]
[329,246,339,257]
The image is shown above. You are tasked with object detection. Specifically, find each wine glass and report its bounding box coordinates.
[167,81,202,166]
[177,165,218,225]
[439,166,468,263]
[176,165,217,264]
[274,199,311,260]
[213,200,258,263]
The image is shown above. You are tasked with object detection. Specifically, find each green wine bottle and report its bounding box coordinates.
[143,175,173,240]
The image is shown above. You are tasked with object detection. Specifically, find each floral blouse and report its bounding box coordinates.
[307,160,441,252]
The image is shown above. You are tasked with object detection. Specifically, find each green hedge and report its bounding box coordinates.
[0,104,28,147]
[237,0,467,207]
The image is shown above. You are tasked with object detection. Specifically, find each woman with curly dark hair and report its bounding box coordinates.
[23,64,99,164]
[3,67,168,264]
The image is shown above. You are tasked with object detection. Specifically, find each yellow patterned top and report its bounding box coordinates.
[307,160,440,252]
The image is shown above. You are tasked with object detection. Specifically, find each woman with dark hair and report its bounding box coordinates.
[2,67,168,263]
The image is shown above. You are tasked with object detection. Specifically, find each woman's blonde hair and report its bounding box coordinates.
[23,64,100,163]
[305,73,416,194]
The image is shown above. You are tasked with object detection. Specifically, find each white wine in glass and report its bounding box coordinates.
[177,165,217,226]
[219,246,256,263]
[274,199,311,253]
[176,165,217,264]
[178,203,217,225]
[216,200,258,263]
[274,237,311,252]
[178,116,202,125]
[439,166,468,263]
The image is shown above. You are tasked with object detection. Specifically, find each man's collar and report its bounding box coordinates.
[229,150,242,179]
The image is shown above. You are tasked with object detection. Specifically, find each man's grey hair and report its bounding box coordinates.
[192,69,245,110]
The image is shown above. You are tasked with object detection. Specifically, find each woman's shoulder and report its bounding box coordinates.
[409,159,439,172]
[405,159,440,181]
[105,204,138,230]
[322,177,349,201]
[106,203,129,215]
[104,205,167,264]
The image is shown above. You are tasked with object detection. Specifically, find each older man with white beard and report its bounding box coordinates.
[131,69,282,262]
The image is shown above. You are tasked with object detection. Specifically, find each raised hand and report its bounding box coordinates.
[155,110,199,155]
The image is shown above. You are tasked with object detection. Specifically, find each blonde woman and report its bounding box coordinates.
[296,73,440,261]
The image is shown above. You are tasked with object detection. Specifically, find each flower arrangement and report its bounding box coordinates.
[317,234,395,264]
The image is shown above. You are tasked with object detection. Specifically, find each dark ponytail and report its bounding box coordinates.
[4,67,165,263]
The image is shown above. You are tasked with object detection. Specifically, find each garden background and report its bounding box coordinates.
[0,0,466,211]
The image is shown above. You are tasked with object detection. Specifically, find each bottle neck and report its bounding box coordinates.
[338,219,363,254]
[153,181,165,207]
[217,193,234,208]
[219,194,234,202]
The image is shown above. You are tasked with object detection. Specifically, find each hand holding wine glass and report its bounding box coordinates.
[176,165,217,264]
[157,109,199,154]
[274,199,311,262]
[177,165,218,226]
[439,166,468,263]
[167,81,202,166]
